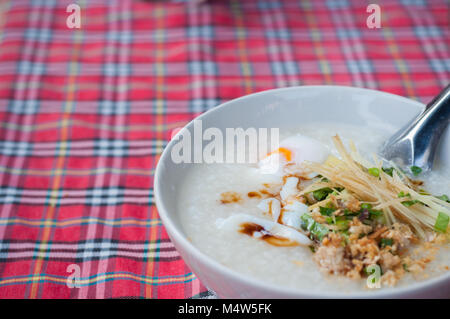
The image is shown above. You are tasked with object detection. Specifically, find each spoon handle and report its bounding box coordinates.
[379,84,450,170]
[411,84,450,168]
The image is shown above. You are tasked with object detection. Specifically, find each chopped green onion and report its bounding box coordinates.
[401,200,420,207]
[320,206,336,216]
[336,219,350,231]
[373,213,387,225]
[343,208,359,216]
[359,203,383,221]
[312,187,333,201]
[434,212,449,233]
[380,238,394,248]
[398,192,421,206]
[301,214,329,241]
[382,167,394,177]
[398,191,410,198]
[330,188,344,196]
[368,167,380,177]
[410,166,422,176]
[369,210,383,218]
[436,194,450,203]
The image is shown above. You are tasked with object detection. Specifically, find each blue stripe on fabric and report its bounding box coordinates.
[414,26,442,38]
[326,0,349,9]
[347,60,374,73]
[400,0,426,6]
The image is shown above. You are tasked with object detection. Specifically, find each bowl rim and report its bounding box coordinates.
[155,85,449,298]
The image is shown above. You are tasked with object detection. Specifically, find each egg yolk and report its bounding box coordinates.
[266,147,293,162]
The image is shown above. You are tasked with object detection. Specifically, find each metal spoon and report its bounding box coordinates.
[379,84,450,172]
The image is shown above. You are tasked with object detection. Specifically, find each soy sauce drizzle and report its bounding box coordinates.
[239,222,298,247]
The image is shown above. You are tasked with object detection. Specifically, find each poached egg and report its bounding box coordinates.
[258,134,330,176]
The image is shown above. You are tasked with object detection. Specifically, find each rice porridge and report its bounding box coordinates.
[177,123,450,294]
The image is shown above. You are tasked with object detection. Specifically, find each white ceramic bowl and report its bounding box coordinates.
[154,86,450,298]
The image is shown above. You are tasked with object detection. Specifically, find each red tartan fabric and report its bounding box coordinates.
[0,0,448,299]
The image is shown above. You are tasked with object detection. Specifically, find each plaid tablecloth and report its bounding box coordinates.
[0,0,448,299]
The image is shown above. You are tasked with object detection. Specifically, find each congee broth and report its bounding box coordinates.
[178,123,450,293]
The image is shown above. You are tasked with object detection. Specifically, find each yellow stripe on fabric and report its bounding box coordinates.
[154,4,165,117]
[0,166,155,176]
[153,3,165,158]
[382,26,416,99]
[0,1,11,41]
[303,1,332,84]
[0,119,187,133]
[146,205,163,298]
[29,28,83,299]
[0,218,161,227]
[146,3,166,299]
[1,273,196,287]
[231,0,253,94]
